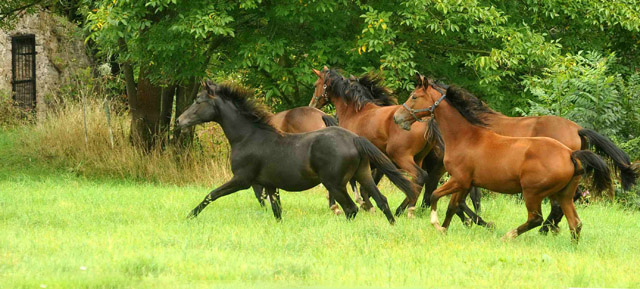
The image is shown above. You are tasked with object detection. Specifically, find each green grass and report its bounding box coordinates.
[1,130,640,289]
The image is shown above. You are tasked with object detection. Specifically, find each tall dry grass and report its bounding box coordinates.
[15,98,233,186]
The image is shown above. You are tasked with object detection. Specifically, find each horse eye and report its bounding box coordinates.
[412,96,417,100]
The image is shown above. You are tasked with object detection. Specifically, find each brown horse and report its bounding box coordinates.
[394,77,614,242]
[309,67,440,218]
[396,78,638,233]
[253,106,365,214]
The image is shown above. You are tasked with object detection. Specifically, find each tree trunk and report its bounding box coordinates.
[129,67,164,151]
[172,80,198,148]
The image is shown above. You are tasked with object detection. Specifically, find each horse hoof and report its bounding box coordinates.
[407,207,417,219]
[485,222,496,231]
[330,204,343,215]
[436,227,447,234]
[368,207,376,213]
[463,218,473,227]
[501,229,518,241]
[550,226,561,235]
[361,204,374,211]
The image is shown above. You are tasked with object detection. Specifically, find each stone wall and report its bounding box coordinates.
[0,11,91,116]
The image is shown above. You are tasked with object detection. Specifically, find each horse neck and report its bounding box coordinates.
[331,94,358,123]
[217,107,279,146]
[331,94,378,124]
[433,100,483,150]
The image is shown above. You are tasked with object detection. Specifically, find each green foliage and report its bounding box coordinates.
[523,52,640,140]
[0,91,34,128]
[79,0,640,152]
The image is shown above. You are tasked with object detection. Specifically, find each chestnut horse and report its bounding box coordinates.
[309,67,445,218]
[394,78,614,242]
[396,78,638,233]
[254,106,365,214]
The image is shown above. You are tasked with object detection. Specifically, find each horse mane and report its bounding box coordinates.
[355,73,397,106]
[431,80,498,120]
[442,85,493,127]
[326,69,397,110]
[214,83,281,133]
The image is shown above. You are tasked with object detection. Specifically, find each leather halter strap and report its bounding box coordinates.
[402,93,446,122]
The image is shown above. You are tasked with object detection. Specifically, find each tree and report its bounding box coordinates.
[0,0,52,29]
[86,0,238,149]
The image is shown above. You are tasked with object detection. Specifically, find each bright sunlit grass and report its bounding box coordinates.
[1,130,640,289]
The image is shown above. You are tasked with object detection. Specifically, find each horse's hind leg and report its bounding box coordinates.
[326,184,359,220]
[539,200,563,235]
[252,185,266,207]
[540,185,582,234]
[328,194,342,215]
[421,157,446,208]
[266,187,282,220]
[392,157,426,218]
[558,178,583,242]
[501,193,544,241]
[355,167,395,224]
[358,169,381,212]
[469,187,482,213]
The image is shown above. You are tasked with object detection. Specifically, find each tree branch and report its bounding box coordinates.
[0,0,49,21]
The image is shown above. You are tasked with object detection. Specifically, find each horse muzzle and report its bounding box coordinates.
[393,115,412,131]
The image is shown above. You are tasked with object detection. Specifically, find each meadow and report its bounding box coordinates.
[1,129,640,289]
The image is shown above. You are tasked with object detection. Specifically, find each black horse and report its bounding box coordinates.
[177,81,416,224]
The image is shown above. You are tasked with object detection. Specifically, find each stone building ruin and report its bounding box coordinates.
[0,11,91,117]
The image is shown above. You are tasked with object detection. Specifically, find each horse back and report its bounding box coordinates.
[488,114,582,151]
[340,104,429,155]
[271,107,327,133]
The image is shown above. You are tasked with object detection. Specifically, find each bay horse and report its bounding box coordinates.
[393,78,613,242]
[308,67,445,219]
[396,76,638,233]
[309,67,485,223]
[177,81,416,224]
[254,106,366,215]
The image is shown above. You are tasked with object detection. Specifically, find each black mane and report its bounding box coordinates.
[443,85,494,127]
[214,84,280,133]
[326,69,397,110]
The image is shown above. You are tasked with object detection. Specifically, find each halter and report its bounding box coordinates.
[313,71,330,103]
[402,93,446,122]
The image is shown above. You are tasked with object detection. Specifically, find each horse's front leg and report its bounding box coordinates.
[430,178,465,233]
[187,177,249,219]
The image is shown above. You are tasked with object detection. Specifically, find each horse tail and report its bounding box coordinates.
[571,150,613,196]
[321,114,339,127]
[578,129,637,190]
[353,137,415,199]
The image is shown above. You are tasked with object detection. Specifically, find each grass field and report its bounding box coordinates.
[1,130,640,289]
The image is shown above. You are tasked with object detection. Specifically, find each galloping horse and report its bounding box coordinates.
[178,81,416,224]
[309,67,442,218]
[396,77,638,233]
[394,78,613,242]
[254,107,366,215]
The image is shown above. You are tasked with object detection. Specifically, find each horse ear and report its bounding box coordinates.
[312,68,322,78]
[323,65,329,72]
[349,74,357,81]
[414,73,426,88]
[205,79,217,94]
